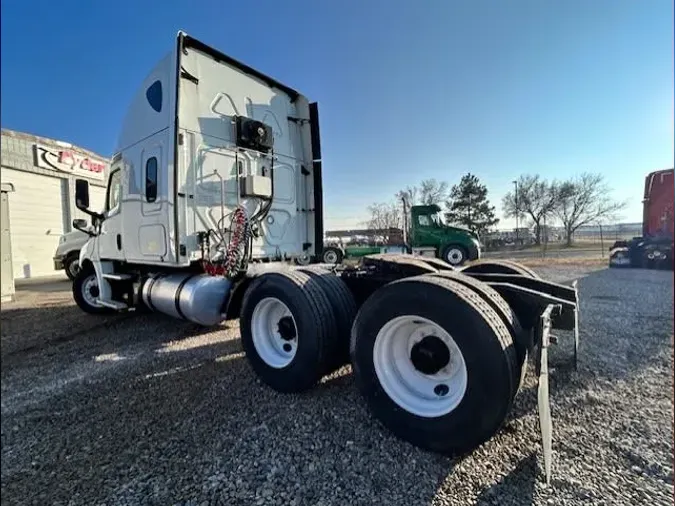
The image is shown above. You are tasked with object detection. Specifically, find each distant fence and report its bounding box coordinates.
[571,224,642,243]
[482,222,643,255]
[486,223,641,243]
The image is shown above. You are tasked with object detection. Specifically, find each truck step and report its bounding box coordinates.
[102,273,135,281]
[97,299,129,310]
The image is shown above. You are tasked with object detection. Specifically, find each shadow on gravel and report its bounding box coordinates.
[475,453,537,505]
[1,300,226,367]
[1,305,128,359]
[14,279,71,293]
[1,329,456,506]
[1,279,128,359]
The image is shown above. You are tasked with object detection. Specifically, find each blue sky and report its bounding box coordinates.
[1,0,672,230]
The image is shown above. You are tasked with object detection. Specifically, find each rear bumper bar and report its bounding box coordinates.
[464,272,578,331]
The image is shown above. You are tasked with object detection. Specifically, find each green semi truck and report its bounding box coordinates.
[322,204,481,266]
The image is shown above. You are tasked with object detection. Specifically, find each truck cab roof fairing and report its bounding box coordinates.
[115,51,176,155]
[115,32,305,157]
[177,32,302,102]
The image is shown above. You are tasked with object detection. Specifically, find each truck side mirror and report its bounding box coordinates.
[75,178,90,210]
[72,218,95,236]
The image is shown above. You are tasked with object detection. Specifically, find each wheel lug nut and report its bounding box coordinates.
[434,384,449,397]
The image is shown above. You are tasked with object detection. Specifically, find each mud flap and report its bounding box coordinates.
[535,304,560,485]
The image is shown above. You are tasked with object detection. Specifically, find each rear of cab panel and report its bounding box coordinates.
[175,33,319,263]
[110,32,319,268]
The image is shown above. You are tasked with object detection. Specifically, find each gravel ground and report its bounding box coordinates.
[1,264,672,506]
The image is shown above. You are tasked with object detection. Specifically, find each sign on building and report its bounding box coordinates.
[33,144,107,181]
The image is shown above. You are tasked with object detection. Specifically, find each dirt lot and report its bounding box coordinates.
[1,264,673,505]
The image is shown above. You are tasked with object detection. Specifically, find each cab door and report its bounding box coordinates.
[413,213,439,247]
[98,166,125,261]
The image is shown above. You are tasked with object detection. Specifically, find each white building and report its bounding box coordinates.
[0,129,110,282]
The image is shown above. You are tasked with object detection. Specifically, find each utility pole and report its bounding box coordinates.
[401,195,409,247]
[512,180,519,245]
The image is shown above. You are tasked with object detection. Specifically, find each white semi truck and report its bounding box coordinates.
[72,31,579,482]
[53,219,98,280]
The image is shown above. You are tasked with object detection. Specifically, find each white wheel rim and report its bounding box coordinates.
[251,297,298,368]
[296,254,311,265]
[446,249,464,265]
[373,315,468,418]
[324,250,338,263]
[82,274,102,307]
[68,260,80,277]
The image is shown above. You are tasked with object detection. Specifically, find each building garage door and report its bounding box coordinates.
[90,186,106,214]
[2,168,68,279]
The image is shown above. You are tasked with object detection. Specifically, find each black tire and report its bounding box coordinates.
[351,275,518,456]
[461,259,539,279]
[64,253,81,281]
[72,267,114,315]
[296,266,357,371]
[441,244,469,266]
[415,256,456,272]
[322,247,344,265]
[459,260,537,389]
[428,271,525,399]
[240,270,338,393]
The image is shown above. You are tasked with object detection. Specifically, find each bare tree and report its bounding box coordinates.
[396,179,449,207]
[419,179,450,205]
[396,185,419,208]
[366,202,403,241]
[502,175,559,245]
[553,173,627,246]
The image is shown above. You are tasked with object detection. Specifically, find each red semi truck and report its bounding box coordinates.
[642,168,674,238]
[610,168,674,268]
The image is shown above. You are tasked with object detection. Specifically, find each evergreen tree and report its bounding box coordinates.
[445,173,499,236]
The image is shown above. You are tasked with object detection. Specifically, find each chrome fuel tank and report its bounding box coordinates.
[141,273,232,326]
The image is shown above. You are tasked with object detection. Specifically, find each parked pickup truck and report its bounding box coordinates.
[53,219,93,280]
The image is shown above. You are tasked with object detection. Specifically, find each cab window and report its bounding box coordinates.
[106,169,122,211]
[418,215,431,227]
[145,157,158,203]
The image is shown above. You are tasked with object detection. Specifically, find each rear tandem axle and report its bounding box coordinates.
[231,255,579,485]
